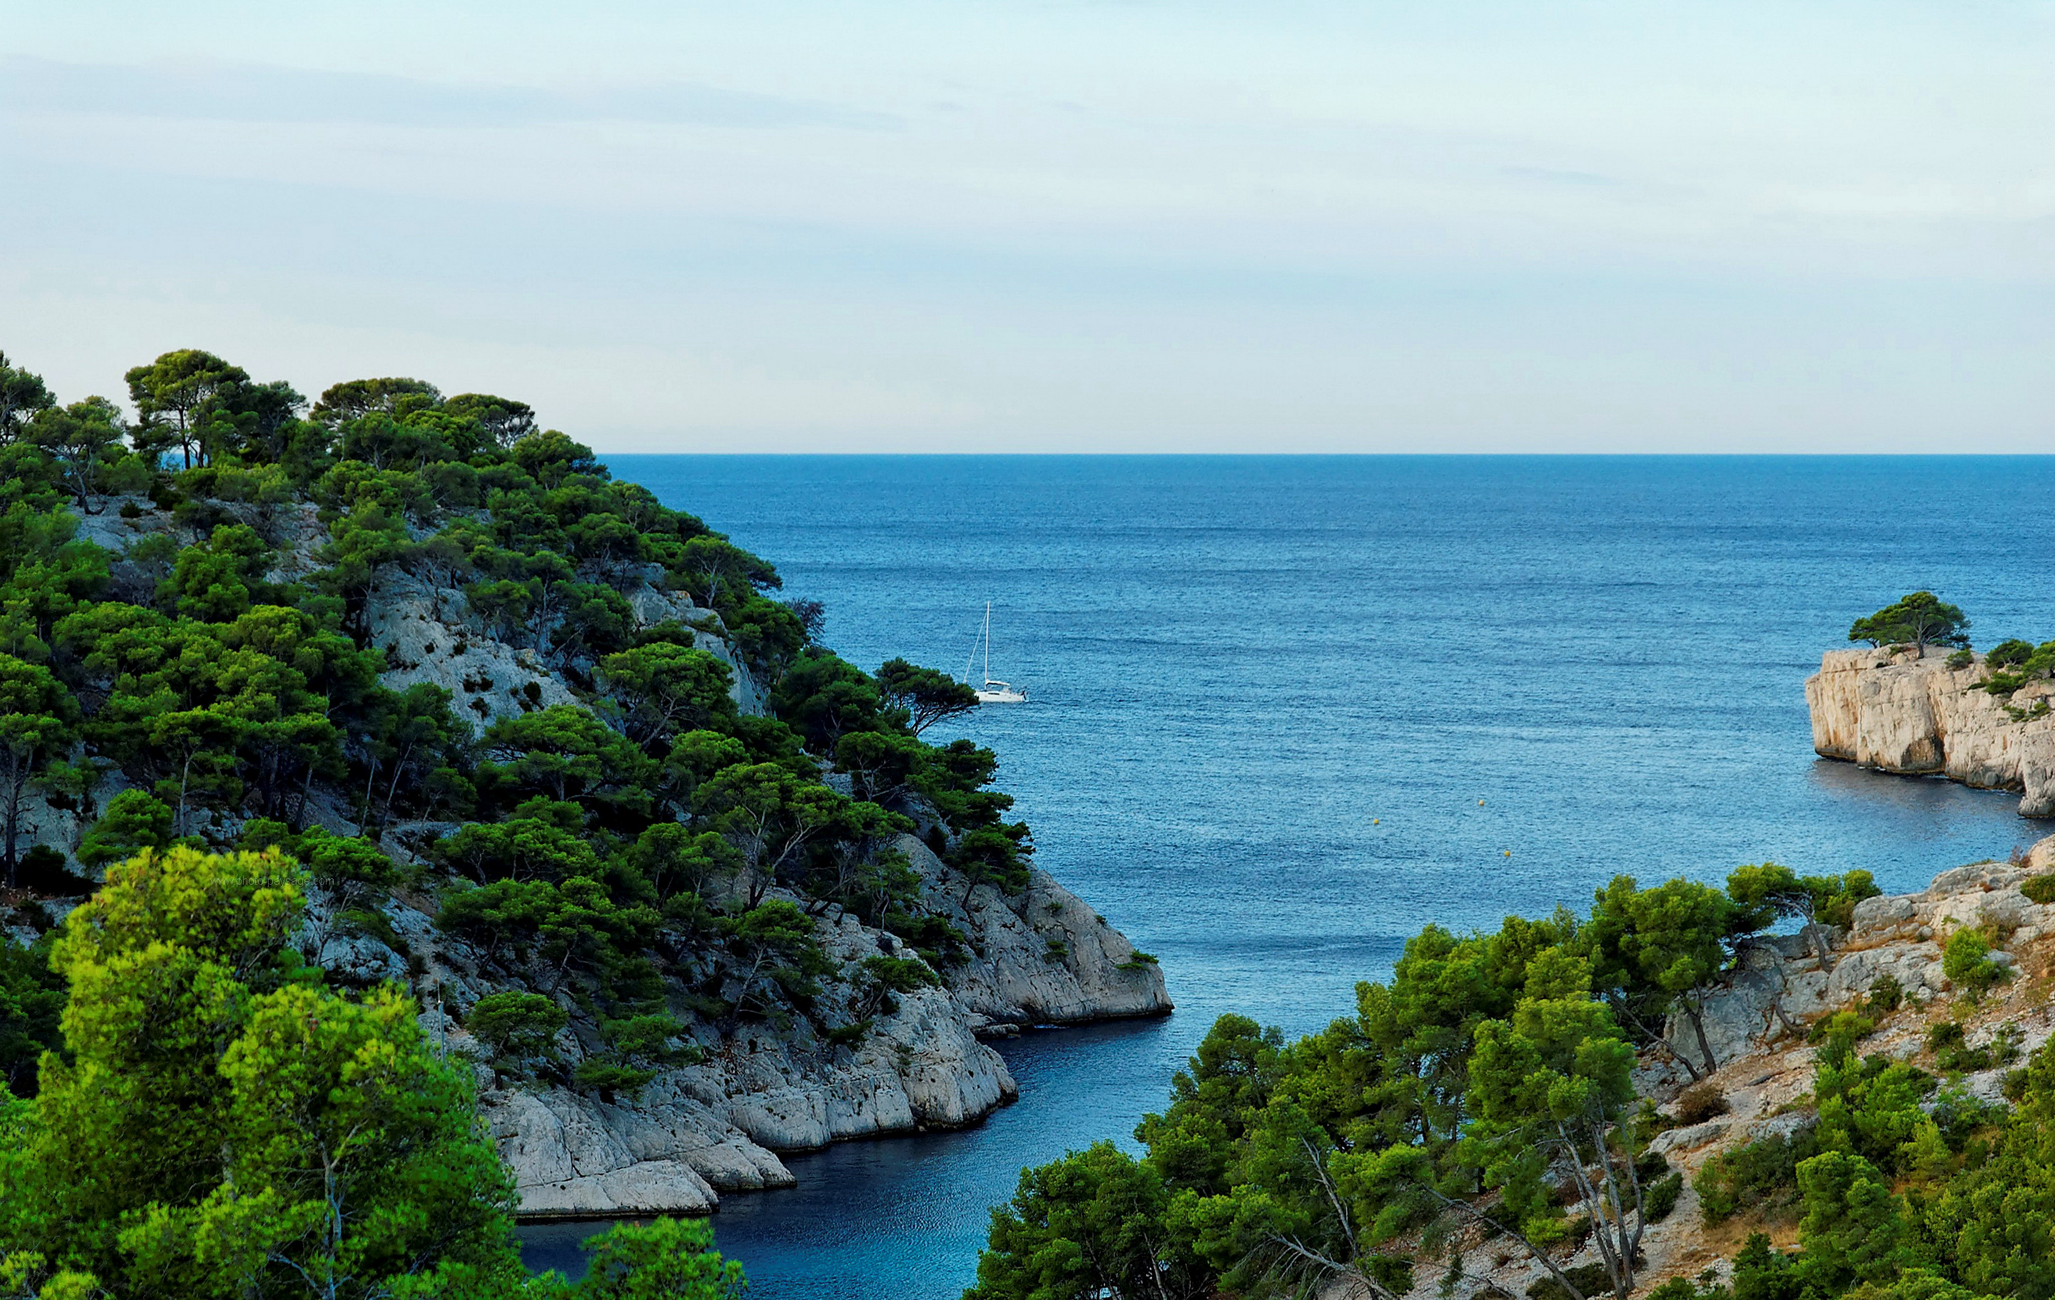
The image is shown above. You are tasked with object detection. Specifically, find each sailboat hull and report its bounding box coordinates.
[975,686,1027,704]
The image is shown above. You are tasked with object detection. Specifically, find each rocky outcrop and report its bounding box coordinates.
[390,830,1167,1218]
[53,490,1171,1219]
[1806,646,2055,816]
[1411,845,2055,1300]
[1636,838,2055,1094]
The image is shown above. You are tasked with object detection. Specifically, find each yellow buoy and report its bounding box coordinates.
[1504,850,1512,857]
[1478,799,1485,805]
[1372,818,1380,825]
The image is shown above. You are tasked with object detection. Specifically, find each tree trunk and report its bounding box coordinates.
[2,756,22,885]
[1686,994,1718,1076]
[1804,917,1835,971]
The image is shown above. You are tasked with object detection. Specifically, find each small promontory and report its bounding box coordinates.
[1806,645,2055,817]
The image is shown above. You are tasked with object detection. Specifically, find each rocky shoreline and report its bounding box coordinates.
[462,839,1172,1220]
[1807,645,2055,817]
[33,494,1174,1222]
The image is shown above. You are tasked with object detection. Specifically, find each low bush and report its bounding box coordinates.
[1927,1020,2021,1075]
[1674,1083,1730,1126]
[2023,874,2055,905]
[1864,973,1904,1017]
[1942,928,2009,1003]
[1645,1171,1685,1223]
[1695,1126,1819,1224]
[468,990,568,1061]
[1527,1263,1612,1300]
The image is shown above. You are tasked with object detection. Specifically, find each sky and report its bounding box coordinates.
[1,1,2050,452]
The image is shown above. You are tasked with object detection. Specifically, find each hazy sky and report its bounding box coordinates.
[2,2,2050,452]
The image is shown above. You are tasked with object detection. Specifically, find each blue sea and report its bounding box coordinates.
[520,456,2055,1297]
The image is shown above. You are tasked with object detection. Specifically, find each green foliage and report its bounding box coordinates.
[965,1142,1204,1300]
[1941,927,2008,1003]
[1925,1021,2021,1076]
[1847,592,1970,655]
[1976,638,2055,698]
[1795,1151,1910,1290]
[467,991,569,1062]
[1645,1171,1684,1223]
[75,789,174,868]
[561,1217,745,1300]
[0,347,1057,1299]
[1588,873,1737,1075]
[1864,973,1904,1017]
[875,657,978,735]
[598,643,735,744]
[2023,873,2055,905]
[0,936,62,1096]
[0,845,530,1297]
[0,653,80,877]
[1696,1128,1820,1224]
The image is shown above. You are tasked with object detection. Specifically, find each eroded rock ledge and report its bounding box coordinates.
[405,837,1171,1220]
[1806,646,2055,816]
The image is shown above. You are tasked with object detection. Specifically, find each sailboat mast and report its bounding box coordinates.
[983,602,992,684]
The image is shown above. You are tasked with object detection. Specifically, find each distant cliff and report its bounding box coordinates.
[1806,646,2055,817]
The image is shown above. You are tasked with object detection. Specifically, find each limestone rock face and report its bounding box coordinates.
[898,837,1174,1027]
[319,551,1163,1218]
[1641,846,2055,1093]
[1806,646,2055,816]
[455,829,1172,1217]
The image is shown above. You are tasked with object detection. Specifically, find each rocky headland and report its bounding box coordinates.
[22,491,1171,1222]
[1384,833,2055,1300]
[345,572,1170,1220]
[1807,645,2055,816]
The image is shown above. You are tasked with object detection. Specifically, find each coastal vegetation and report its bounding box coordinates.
[0,345,1048,1294]
[959,860,2055,1300]
[1847,593,1970,658]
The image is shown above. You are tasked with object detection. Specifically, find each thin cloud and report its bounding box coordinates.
[0,55,899,131]
[1500,166,1621,188]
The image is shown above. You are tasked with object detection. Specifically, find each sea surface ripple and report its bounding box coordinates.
[521,455,2055,1297]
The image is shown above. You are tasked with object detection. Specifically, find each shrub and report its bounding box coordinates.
[1645,1171,1685,1223]
[1927,1020,2021,1075]
[861,954,941,993]
[467,990,568,1060]
[1527,1263,1611,1300]
[573,1059,656,1097]
[16,845,89,896]
[1946,648,1974,670]
[1986,638,2035,669]
[1942,928,2009,1003]
[825,1019,872,1046]
[2023,874,2055,905]
[1674,1083,1730,1126]
[1809,1010,1876,1060]
[1864,973,1904,1017]
[1695,1126,1819,1224]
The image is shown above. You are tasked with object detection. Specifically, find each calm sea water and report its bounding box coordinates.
[522,456,2055,1296]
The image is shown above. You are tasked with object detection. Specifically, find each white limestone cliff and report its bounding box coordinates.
[1806,646,2055,816]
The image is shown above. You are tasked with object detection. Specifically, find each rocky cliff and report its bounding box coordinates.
[446,838,1170,1219]
[30,490,1172,1221]
[363,578,1170,1218]
[1389,838,2055,1300]
[1806,646,2055,816]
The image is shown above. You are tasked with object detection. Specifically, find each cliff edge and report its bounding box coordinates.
[1806,646,2055,816]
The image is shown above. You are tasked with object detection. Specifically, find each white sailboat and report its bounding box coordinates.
[966,602,1027,704]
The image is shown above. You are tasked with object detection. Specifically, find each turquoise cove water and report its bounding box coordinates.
[521,455,2055,1297]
